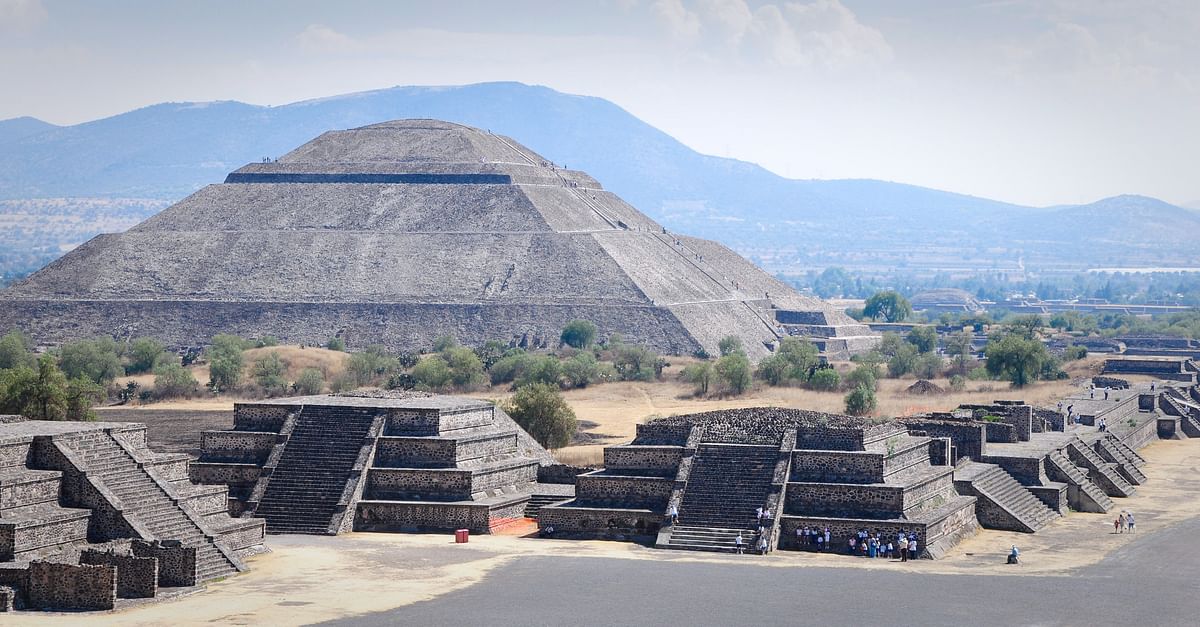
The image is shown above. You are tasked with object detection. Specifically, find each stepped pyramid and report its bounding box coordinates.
[0,119,876,359]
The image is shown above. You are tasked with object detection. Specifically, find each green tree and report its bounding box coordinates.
[844,383,877,416]
[326,337,346,352]
[886,343,919,378]
[0,355,95,421]
[613,345,662,381]
[714,352,752,396]
[126,337,166,375]
[504,383,578,449]
[207,334,246,393]
[444,346,486,389]
[59,337,124,384]
[717,335,743,357]
[515,355,563,388]
[984,334,1050,387]
[345,346,401,387]
[473,340,508,370]
[251,352,289,396]
[913,353,945,379]
[906,326,938,354]
[559,320,598,349]
[878,332,904,357]
[293,368,325,395]
[432,335,458,353]
[65,377,104,421]
[489,351,532,385]
[813,267,853,298]
[561,352,600,389]
[153,362,200,399]
[808,368,841,391]
[681,361,714,396]
[1005,315,1044,341]
[844,363,878,391]
[863,290,913,323]
[412,356,453,389]
[755,337,819,386]
[0,329,34,370]
[944,330,974,374]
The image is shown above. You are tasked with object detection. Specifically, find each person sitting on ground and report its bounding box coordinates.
[1008,545,1020,564]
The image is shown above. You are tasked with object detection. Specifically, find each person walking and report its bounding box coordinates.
[1115,514,1123,533]
[734,532,745,555]
[1126,512,1135,532]
[667,504,679,525]
[757,533,769,555]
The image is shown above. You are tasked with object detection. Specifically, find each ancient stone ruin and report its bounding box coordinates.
[0,119,876,361]
[191,393,570,535]
[0,420,264,611]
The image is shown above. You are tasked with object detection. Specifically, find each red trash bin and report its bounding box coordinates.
[455,529,469,543]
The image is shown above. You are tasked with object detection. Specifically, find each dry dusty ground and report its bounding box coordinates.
[10,438,1199,626]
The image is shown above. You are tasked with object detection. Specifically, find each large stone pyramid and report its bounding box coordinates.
[0,120,876,359]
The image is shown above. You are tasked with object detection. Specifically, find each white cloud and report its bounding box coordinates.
[295,24,364,54]
[652,0,702,42]
[0,0,46,32]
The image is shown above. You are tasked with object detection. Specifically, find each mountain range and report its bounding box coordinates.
[1,81,1197,280]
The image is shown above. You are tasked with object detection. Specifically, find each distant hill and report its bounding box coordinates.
[0,82,1195,277]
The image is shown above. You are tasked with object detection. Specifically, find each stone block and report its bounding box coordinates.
[27,561,116,611]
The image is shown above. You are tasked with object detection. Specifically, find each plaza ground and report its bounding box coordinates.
[7,437,1200,625]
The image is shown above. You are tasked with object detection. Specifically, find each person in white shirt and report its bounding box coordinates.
[734,532,745,554]
[667,504,679,525]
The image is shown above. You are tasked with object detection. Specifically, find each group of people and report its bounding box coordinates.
[1114,511,1136,533]
[846,529,919,562]
[733,529,771,555]
[795,526,832,551]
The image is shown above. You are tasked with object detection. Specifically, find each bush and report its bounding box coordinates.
[515,355,563,388]
[251,352,289,396]
[985,335,1050,387]
[681,361,713,396]
[254,336,279,348]
[967,366,991,381]
[153,362,200,399]
[444,346,486,390]
[718,336,743,357]
[59,337,124,384]
[432,335,458,353]
[412,356,453,389]
[504,383,577,449]
[912,353,944,379]
[0,329,34,370]
[0,355,101,421]
[714,352,752,396]
[560,320,597,349]
[474,340,508,370]
[293,368,325,395]
[207,334,246,393]
[126,337,165,375]
[906,327,938,354]
[844,364,878,391]
[561,352,600,389]
[326,337,346,352]
[755,337,819,386]
[1063,345,1088,361]
[613,345,663,381]
[948,374,966,391]
[844,383,877,416]
[489,352,532,385]
[886,343,919,378]
[808,368,840,391]
[345,346,401,387]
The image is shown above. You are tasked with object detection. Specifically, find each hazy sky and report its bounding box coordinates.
[2,0,1197,207]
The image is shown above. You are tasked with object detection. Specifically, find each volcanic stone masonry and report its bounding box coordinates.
[190,392,570,535]
[0,119,877,361]
[0,419,264,611]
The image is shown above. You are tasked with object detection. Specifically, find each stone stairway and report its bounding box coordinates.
[955,462,1058,533]
[668,444,777,551]
[1161,395,1200,437]
[1046,450,1114,513]
[60,432,240,582]
[524,494,568,519]
[1067,441,1136,498]
[1108,436,1146,466]
[1094,437,1147,485]
[254,405,379,534]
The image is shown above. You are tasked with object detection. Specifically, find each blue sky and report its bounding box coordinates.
[1,0,1196,208]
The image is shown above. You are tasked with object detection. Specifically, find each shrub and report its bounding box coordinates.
[126,337,166,375]
[153,362,200,399]
[293,368,325,395]
[59,337,124,384]
[560,320,597,349]
[681,361,714,396]
[432,335,458,353]
[0,355,101,421]
[489,352,532,385]
[251,352,288,396]
[504,383,578,449]
[0,329,34,370]
[808,368,840,391]
[326,337,346,352]
[473,340,508,370]
[444,346,486,390]
[515,355,563,388]
[906,326,938,354]
[561,352,600,389]
[755,337,818,386]
[985,335,1050,387]
[714,352,752,396]
[948,374,966,391]
[967,366,991,381]
[412,356,453,389]
[718,336,743,357]
[345,346,401,387]
[912,353,944,379]
[207,334,246,393]
[886,343,919,378]
[613,345,663,381]
[254,336,279,348]
[844,364,878,391]
[1063,345,1088,361]
[844,383,877,416]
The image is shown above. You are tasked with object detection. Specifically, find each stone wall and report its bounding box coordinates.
[131,540,197,587]
[602,446,683,476]
[575,473,673,509]
[199,431,276,464]
[79,549,158,598]
[536,504,662,537]
[537,464,594,485]
[980,454,1047,486]
[189,462,262,487]
[233,404,290,432]
[900,421,986,463]
[374,437,456,467]
[632,423,692,446]
[0,585,12,612]
[27,561,116,611]
[355,500,494,533]
[0,438,31,468]
[790,450,884,484]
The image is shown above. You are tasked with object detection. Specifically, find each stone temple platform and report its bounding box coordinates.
[0,419,263,611]
[191,392,570,535]
[538,408,979,558]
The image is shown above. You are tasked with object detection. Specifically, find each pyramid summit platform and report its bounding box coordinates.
[0,119,876,359]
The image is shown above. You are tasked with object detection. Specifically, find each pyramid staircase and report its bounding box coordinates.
[1093,436,1147,485]
[1161,394,1200,437]
[664,444,777,552]
[1066,441,1136,498]
[523,494,569,519]
[954,462,1059,533]
[1045,450,1114,513]
[58,431,242,582]
[253,405,381,534]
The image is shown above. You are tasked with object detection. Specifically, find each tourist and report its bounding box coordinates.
[1115,514,1123,533]
[900,538,909,562]
[734,532,745,554]
[886,541,894,559]
[824,527,831,547]
[1126,513,1135,532]
[868,537,876,559]
[908,538,917,559]
[1008,545,1020,564]
[757,534,769,555]
[756,506,764,523]
[848,536,856,555]
[861,540,868,557]
[543,524,555,537]
[815,533,823,552]
[667,504,679,525]
[762,508,773,524]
